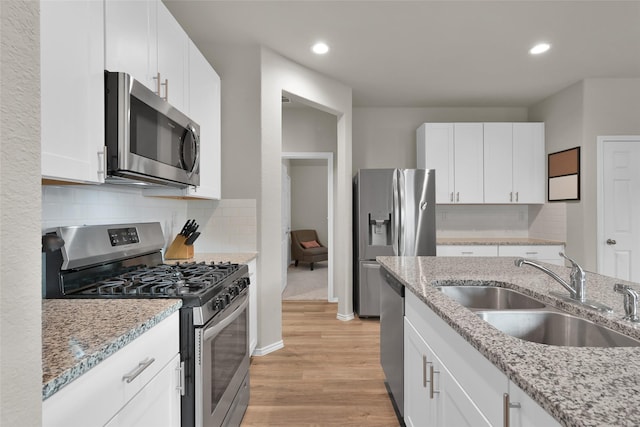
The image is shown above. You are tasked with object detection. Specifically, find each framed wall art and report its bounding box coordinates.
[548,147,580,202]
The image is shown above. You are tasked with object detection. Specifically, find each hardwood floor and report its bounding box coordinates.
[240,301,400,426]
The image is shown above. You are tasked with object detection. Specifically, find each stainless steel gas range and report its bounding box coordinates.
[43,222,250,427]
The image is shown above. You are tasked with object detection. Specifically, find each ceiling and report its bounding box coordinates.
[164,1,640,108]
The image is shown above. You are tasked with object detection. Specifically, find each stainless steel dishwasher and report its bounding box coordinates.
[380,266,405,421]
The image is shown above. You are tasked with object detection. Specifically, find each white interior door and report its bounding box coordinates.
[281,163,291,292]
[600,137,640,281]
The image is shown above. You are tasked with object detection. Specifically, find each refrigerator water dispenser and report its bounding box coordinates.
[368,212,391,246]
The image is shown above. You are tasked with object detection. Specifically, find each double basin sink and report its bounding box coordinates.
[437,285,640,347]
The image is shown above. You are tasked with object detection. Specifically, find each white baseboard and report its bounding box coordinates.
[252,339,284,356]
[336,312,355,322]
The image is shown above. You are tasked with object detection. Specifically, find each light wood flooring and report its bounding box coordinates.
[240,301,400,426]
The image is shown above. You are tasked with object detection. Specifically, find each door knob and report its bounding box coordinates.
[606,239,617,245]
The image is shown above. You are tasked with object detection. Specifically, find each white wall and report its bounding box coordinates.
[289,160,329,245]
[353,107,527,171]
[437,205,529,238]
[529,78,640,270]
[1,1,42,424]
[260,47,353,353]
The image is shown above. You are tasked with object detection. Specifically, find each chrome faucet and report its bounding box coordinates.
[514,252,612,312]
[613,284,640,322]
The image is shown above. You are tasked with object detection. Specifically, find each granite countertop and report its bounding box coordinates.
[377,256,640,427]
[437,237,565,246]
[165,252,257,265]
[42,299,182,400]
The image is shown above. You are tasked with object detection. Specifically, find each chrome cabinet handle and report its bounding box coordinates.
[450,192,454,202]
[429,365,439,399]
[456,192,460,202]
[515,192,519,202]
[153,72,162,96]
[503,393,521,427]
[510,192,513,202]
[97,146,107,178]
[177,361,185,396]
[422,355,427,388]
[162,78,168,101]
[122,357,155,383]
[607,239,617,245]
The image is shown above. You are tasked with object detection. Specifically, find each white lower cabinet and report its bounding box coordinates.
[436,245,498,257]
[105,354,181,427]
[43,312,180,427]
[404,291,559,427]
[497,245,564,266]
[437,244,564,266]
[405,318,490,427]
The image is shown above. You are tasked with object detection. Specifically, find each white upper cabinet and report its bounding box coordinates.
[105,0,188,113]
[156,2,189,113]
[419,122,544,204]
[186,42,222,200]
[417,123,484,204]
[104,0,157,93]
[512,123,545,204]
[41,0,106,184]
[484,123,544,204]
[144,40,221,200]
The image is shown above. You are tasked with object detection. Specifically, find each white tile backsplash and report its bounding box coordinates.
[42,185,188,249]
[437,205,529,238]
[187,199,257,253]
[528,203,567,242]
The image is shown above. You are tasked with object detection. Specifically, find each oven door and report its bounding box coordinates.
[196,292,250,427]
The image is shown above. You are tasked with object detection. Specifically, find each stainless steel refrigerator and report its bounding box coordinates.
[353,168,436,317]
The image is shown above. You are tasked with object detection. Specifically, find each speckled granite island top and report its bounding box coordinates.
[377,256,640,427]
[42,299,182,400]
[437,237,564,245]
[165,252,257,265]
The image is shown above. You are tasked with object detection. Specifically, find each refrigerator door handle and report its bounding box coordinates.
[397,169,405,256]
[392,170,400,255]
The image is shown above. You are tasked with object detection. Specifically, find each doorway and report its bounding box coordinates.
[281,152,336,302]
[597,136,640,281]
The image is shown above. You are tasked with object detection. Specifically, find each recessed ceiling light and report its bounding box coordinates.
[312,42,329,55]
[530,43,551,55]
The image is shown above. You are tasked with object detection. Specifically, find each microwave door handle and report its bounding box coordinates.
[180,125,199,174]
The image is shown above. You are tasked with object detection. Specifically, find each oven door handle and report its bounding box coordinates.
[202,295,248,342]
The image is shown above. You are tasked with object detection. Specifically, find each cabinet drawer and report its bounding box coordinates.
[497,245,564,260]
[43,312,179,427]
[437,245,498,257]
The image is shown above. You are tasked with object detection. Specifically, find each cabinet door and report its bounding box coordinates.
[41,0,105,184]
[483,123,514,203]
[418,123,455,204]
[404,318,437,427]
[508,380,560,427]
[512,123,545,204]
[438,361,492,427]
[157,1,189,113]
[453,123,484,203]
[184,41,221,199]
[104,0,158,93]
[105,354,181,427]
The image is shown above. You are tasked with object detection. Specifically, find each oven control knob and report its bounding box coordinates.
[222,293,231,305]
[212,299,223,311]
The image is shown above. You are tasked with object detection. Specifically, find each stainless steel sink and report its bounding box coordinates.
[477,310,640,347]
[437,286,546,310]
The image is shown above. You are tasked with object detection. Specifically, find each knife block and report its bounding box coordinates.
[164,235,194,260]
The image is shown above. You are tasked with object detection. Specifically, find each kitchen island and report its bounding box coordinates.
[378,256,640,427]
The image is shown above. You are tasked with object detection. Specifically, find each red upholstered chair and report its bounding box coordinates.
[290,229,328,271]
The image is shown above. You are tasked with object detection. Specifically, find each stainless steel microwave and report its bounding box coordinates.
[105,71,200,187]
